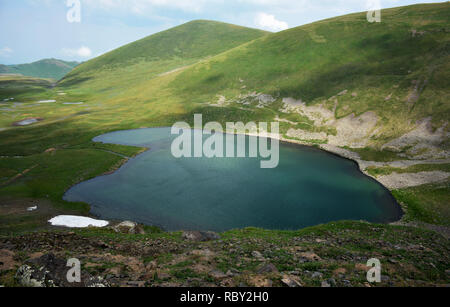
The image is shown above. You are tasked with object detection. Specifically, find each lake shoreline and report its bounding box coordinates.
[61,127,404,230]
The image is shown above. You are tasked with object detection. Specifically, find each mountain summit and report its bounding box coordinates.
[0,58,79,80]
[61,20,268,86]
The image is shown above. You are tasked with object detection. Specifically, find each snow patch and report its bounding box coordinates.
[63,102,84,105]
[49,215,109,228]
[15,118,39,126]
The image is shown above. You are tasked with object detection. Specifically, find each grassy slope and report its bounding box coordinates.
[0,5,448,230]
[1,221,448,287]
[0,59,79,81]
[60,20,268,91]
[0,75,54,101]
[170,3,449,140]
[0,4,448,287]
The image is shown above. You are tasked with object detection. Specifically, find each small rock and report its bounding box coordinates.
[182,231,220,242]
[257,263,279,274]
[157,272,171,280]
[97,241,110,249]
[249,276,273,287]
[333,267,347,275]
[209,270,227,280]
[106,266,122,277]
[343,280,352,287]
[126,281,146,287]
[87,276,110,288]
[299,252,322,262]
[226,270,236,277]
[145,261,157,271]
[251,251,265,260]
[311,271,323,279]
[355,263,369,271]
[281,275,302,288]
[321,281,331,288]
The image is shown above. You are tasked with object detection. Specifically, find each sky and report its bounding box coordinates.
[0,0,446,64]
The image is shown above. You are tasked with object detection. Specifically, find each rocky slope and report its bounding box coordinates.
[1,221,448,287]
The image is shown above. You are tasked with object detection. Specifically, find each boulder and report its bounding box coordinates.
[257,263,279,274]
[15,253,109,287]
[113,221,145,234]
[281,274,302,287]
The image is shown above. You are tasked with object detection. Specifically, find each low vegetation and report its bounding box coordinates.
[0,59,79,81]
[0,3,449,287]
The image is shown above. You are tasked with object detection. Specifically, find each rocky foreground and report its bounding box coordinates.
[0,221,449,287]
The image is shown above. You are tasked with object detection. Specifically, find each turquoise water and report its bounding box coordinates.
[64,128,402,231]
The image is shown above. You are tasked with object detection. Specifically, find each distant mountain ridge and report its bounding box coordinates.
[0,58,79,80]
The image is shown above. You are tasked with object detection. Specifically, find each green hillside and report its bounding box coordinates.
[168,3,449,150]
[60,20,268,87]
[0,58,79,80]
[57,4,450,156]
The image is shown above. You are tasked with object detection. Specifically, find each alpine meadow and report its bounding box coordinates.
[0,2,449,289]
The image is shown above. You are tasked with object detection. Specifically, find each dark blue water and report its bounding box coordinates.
[64,128,402,231]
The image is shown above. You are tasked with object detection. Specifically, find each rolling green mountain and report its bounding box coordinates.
[168,3,449,153]
[59,3,449,159]
[60,20,268,87]
[0,58,79,80]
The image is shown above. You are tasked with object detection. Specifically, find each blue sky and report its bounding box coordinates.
[0,0,445,64]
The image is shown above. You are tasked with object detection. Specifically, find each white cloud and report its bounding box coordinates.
[62,46,92,58]
[255,12,288,32]
[0,47,13,57]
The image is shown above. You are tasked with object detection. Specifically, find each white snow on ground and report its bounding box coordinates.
[49,216,109,228]
[16,119,39,126]
[38,100,56,103]
[27,206,37,212]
